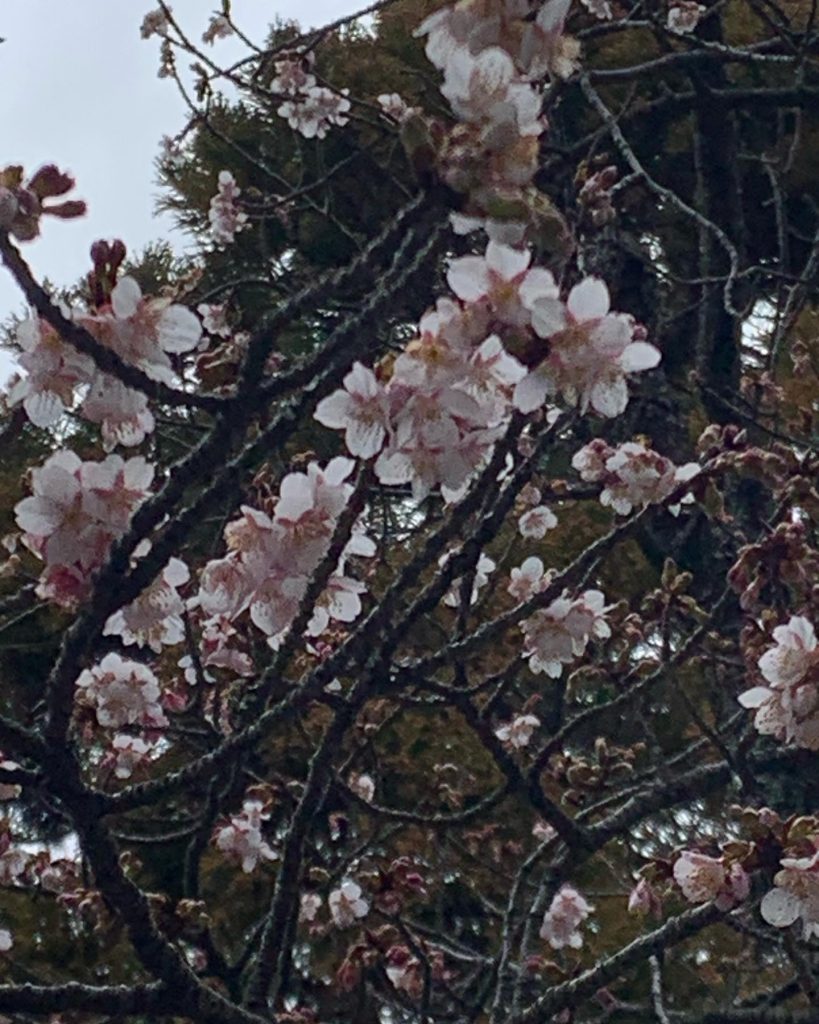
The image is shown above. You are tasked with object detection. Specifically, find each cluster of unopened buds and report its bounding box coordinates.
[0,164,86,242]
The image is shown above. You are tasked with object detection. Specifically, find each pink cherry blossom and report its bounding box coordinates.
[508,556,549,603]
[209,171,248,245]
[140,8,170,39]
[214,800,278,873]
[278,87,351,140]
[202,14,232,44]
[75,653,168,731]
[197,302,232,338]
[104,558,189,653]
[628,878,662,917]
[572,441,699,515]
[540,885,594,949]
[104,735,156,780]
[495,713,540,749]
[329,880,369,928]
[14,451,153,606]
[515,277,660,418]
[760,842,819,939]
[522,590,610,677]
[738,616,818,750]
[271,55,316,95]
[519,505,557,538]
[667,2,706,33]
[673,851,749,910]
[315,362,390,458]
[348,773,376,802]
[6,316,93,428]
[300,893,322,923]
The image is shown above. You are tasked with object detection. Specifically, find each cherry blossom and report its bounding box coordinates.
[103,735,156,780]
[514,277,660,418]
[673,851,749,910]
[495,713,540,749]
[300,892,322,923]
[80,274,202,383]
[508,555,549,603]
[0,163,86,242]
[104,558,189,652]
[202,14,232,44]
[760,841,819,939]
[519,505,557,538]
[315,362,390,459]
[572,440,700,515]
[197,302,232,338]
[198,458,371,648]
[6,316,92,428]
[329,880,369,928]
[377,93,413,121]
[628,878,662,917]
[15,451,153,606]
[271,55,317,96]
[75,653,167,731]
[209,171,248,245]
[213,800,278,873]
[540,885,594,949]
[140,8,170,39]
[278,87,351,140]
[667,2,706,33]
[738,616,818,750]
[348,773,375,802]
[81,375,156,450]
[522,590,610,677]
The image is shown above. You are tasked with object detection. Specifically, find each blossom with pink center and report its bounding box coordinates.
[197,302,232,338]
[79,275,202,384]
[760,842,819,939]
[447,241,558,330]
[14,451,153,606]
[522,590,610,677]
[739,616,818,750]
[104,734,156,780]
[440,45,544,137]
[214,800,278,874]
[377,93,413,121]
[495,713,540,749]
[519,505,557,538]
[209,171,248,245]
[667,2,706,33]
[508,556,548,603]
[673,851,749,910]
[104,558,189,653]
[81,374,156,450]
[271,56,316,95]
[315,362,390,459]
[572,440,699,515]
[6,316,93,428]
[278,86,351,140]
[540,885,594,949]
[76,653,168,731]
[329,880,369,928]
[514,277,660,418]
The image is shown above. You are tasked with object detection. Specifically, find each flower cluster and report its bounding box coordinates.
[9,274,201,448]
[673,851,749,910]
[572,439,699,515]
[539,884,594,949]
[14,451,154,606]
[739,616,818,750]
[761,838,819,939]
[505,558,610,677]
[202,14,232,45]
[213,799,278,873]
[198,458,372,648]
[414,0,579,226]
[209,170,248,245]
[75,653,167,731]
[272,55,351,140]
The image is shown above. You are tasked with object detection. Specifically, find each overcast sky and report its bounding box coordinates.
[0,0,363,381]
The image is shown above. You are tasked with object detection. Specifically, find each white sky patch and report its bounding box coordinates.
[0,0,365,382]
